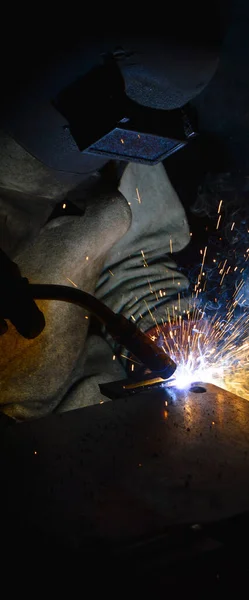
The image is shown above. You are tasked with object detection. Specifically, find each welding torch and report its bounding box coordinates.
[0,249,176,379]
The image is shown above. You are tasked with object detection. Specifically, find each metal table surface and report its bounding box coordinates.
[1,382,249,548]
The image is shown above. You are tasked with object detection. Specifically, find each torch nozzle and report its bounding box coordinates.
[108,312,176,378]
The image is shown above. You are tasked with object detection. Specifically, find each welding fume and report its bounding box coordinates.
[0,28,220,420]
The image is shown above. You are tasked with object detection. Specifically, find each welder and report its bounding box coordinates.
[0,24,221,419]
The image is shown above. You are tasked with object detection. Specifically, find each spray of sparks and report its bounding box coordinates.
[131,190,249,400]
[156,298,249,400]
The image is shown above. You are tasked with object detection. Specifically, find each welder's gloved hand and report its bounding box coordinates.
[0,248,46,338]
[96,162,192,334]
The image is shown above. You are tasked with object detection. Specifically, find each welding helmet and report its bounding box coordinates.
[0,17,220,185]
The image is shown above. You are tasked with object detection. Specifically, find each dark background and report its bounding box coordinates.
[164,0,249,307]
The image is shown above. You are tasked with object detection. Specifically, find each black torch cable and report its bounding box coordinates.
[30,284,176,378]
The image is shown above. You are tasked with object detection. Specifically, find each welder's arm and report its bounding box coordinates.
[0,161,190,419]
[96,162,192,333]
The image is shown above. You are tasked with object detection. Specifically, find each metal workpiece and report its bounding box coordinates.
[1,382,249,548]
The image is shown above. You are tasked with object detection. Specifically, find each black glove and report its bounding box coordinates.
[0,248,45,338]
